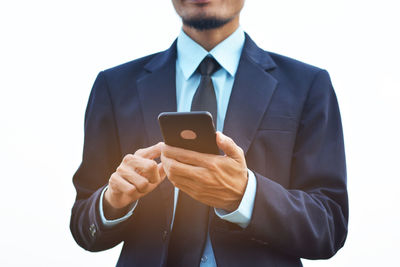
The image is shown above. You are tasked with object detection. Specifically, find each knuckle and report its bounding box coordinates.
[126,186,136,196]
[237,146,244,156]
[208,161,218,171]
[134,167,143,176]
[142,161,152,171]
[135,148,144,156]
[136,180,149,192]
[123,154,134,163]
[116,166,124,174]
[142,179,150,188]
[147,161,158,172]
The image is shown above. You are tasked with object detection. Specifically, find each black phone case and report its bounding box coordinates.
[158,111,219,155]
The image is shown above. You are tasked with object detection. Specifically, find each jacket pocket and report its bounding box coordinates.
[257,115,298,132]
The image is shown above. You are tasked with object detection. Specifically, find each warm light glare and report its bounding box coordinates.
[0,1,399,266]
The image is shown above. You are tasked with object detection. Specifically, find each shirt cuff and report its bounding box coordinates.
[99,186,138,228]
[214,169,257,228]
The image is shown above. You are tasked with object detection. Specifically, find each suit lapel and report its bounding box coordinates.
[137,41,178,145]
[223,35,278,154]
[136,41,177,227]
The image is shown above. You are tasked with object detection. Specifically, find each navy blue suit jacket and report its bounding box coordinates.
[70,34,348,267]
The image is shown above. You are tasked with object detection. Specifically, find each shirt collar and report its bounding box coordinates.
[177,26,245,80]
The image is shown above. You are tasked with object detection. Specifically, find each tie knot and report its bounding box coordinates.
[197,56,220,76]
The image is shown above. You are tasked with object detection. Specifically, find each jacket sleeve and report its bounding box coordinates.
[70,71,130,251]
[223,70,348,259]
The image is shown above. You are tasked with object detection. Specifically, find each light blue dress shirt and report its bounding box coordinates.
[99,27,257,267]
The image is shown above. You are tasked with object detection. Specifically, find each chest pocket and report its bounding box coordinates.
[257,115,298,132]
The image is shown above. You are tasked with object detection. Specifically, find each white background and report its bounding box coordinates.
[1,0,399,266]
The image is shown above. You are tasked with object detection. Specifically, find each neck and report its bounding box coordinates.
[182,16,240,51]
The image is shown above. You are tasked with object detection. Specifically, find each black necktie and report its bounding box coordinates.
[190,56,220,128]
[167,57,220,267]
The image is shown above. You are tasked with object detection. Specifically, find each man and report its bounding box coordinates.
[70,0,348,266]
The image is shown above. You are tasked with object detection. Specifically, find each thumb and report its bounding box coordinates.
[158,162,166,180]
[216,132,244,161]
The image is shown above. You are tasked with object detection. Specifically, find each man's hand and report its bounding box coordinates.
[103,143,166,219]
[161,132,248,212]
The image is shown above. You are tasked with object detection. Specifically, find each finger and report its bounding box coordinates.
[173,181,207,205]
[216,131,244,162]
[120,171,150,194]
[167,172,198,193]
[123,155,160,183]
[109,172,139,197]
[161,142,215,168]
[174,181,228,209]
[161,153,203,182]
[135,142,163,159]
[108,173,123,194]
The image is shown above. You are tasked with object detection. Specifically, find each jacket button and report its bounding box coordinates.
[162,230,168,241]
[89,224,97,237]
[201,256,208,263]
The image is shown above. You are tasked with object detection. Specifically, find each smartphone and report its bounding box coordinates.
[158,111,219,155]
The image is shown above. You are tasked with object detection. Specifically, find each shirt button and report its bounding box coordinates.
[201,256,208,263]
[162,230,168,241]
[89,224,97,237]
